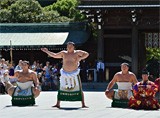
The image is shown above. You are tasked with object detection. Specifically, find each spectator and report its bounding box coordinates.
[93,58,98,69]
[0,58,8,70]
[42,70,49,91]
[32,61,37,70]
[0,78,5,94]
[0,68,5,94]
[29,65,32,70]
[52,72,59,90]
[52,65,57,74]
[38,72,42,91]
[97,58,105,82]
[44,62,51,89]
[15,60,23,71]
[81,59,88,82]
[33,66,37,72]
[88,62,94,81]
[41,71,45,90]
[2,70,12,93]
[37,64,43,73]
[0,59,7,84]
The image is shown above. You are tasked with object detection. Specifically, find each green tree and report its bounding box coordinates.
[44,0,85,21]
[9,0,42,23]
[0,9,12,23]
[0,0,42,23]
[44,0,78,17]
[146,47,160,79]
[146,48,160,62]
[0,0,71,23]
[69,7,85,21]
[0,0,16,9]
[36,10,71,23]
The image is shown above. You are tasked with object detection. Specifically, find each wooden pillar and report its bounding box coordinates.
[97,25,104,61]
[30,51,34,64]
[139,33,146,77]
[131,23,138,76]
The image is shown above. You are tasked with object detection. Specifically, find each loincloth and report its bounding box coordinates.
[112,82,133,108]
[12,81,35,106]
[58,68,82,101]
[114,89,133,100]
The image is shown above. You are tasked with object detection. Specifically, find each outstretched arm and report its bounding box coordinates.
[41,48,63,59]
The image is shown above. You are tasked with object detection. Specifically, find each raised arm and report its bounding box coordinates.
[76,50,89,60]
[41,48,63,59]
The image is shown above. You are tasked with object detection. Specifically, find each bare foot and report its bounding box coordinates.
[52,105,60,108]
[82,105,89,108]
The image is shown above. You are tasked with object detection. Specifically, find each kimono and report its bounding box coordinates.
[127,80,159,110]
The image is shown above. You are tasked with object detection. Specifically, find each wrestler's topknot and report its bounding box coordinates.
[22,60,29,65]
[67,41,75,46]
[121,62,129,67]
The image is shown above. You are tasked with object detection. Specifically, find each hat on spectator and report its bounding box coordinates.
[4,70,9,74]
[142,68,149,75]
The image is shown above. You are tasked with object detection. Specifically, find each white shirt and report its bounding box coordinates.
[0,69,5,78]
[15,65,22,71]
[0,64,8,70]
[97,62,104,71]
[0,76,10,85]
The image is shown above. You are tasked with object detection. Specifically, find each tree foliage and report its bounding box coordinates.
[0,0,72,23]
[146,47,160,79]
[0,0,42,23]
[44,0,85,21]
[146,48,160,62]
[36,10,71,23]
[0,0,16,9]
[9,0,42,23]
[44,0,78,17]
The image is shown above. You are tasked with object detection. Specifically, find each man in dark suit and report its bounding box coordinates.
[82,60,88,82]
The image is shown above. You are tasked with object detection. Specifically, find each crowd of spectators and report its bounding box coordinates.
[0,58,62,94]
[0,57,104,94]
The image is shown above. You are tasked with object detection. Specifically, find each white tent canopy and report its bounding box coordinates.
[0,32,69,46]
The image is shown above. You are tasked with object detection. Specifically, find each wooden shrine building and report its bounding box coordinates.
[78,0,160,79]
